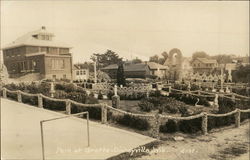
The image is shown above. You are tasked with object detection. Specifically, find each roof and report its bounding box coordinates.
[146,62,168,70]
[2,27,71,50]
[101,63,149,72]
[73,64,89,70]
[195,58,217,64]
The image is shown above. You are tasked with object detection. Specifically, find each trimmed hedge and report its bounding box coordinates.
[21,94,38,106]
[6,92,17,101]
[109,114,150,131]
[43,99,66,111]
[71,104,101,120]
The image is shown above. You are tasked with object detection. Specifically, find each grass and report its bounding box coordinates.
[209,142,249,160]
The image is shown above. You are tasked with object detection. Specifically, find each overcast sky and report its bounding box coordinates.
[1,1,249,63]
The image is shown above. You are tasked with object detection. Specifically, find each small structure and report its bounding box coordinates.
[191,58,218,74]
[72,64,89,81]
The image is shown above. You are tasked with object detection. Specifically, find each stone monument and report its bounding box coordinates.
[112,85,120,108]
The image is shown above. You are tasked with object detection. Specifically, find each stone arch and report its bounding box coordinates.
[168,48,183,66]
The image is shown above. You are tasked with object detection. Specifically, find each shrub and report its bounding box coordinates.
[6,92,17,101]
[71,104,101,120]
[116,114,150,131]
[160,120,178,133]
[22,94,38,106]
[138,100,154,112]
[179,118,202,133]
[43,99,66,111]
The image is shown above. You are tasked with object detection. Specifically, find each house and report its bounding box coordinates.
[145,62,168,79]
[191,58,218,74]
[101,62,151,79]
[2,26,73,80]
[72,64,89,81]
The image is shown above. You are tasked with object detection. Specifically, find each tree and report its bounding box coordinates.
[211,54,232,64]
[149,55,159,63]
[149,51,168,65]
[91,50,123,69]
[116,62,126,86]
[132,57,142,64]
[192,51,210,60]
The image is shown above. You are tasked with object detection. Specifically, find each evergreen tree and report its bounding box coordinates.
[117,62,126,86]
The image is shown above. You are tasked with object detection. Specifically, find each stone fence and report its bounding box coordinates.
[1,87,250,139]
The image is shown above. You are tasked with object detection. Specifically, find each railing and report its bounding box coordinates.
[1,87,250,138]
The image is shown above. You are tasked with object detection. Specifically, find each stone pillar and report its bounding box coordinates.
[50,82,55,98]
[17,90,22,103]
[3,88,7,98]
[231,94,236,102]
[151,112,160,139]
[112,95,120,108]
[66,100,71,115]
[214,94,219,108]
[101,104,107,124]
[168,86,171,93]
[202,113,208,135]
[235,109,241,128]
[38,94,43,108]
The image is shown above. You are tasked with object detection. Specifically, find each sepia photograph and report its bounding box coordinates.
[0,0,249,160]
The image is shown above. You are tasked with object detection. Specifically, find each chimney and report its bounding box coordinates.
[41,26,46,30]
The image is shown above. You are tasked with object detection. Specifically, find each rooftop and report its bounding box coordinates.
[196,58,217,64]
[2,26,71,50]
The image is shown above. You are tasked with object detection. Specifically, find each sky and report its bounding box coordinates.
[0,1,249,63]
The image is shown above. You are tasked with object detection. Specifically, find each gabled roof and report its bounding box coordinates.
[2,27,71,50]
[146,62,168,70]
[73,64,89,70]
[101,63,149,72]
[195,58,217,64]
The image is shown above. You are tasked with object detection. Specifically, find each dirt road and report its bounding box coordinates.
[138,121,249,160]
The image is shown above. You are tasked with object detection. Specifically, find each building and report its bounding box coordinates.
[72,64,89,81]
[191,58,218,74]
[2,26,73,80]
[146,62,168,79]
[101,62,151,79]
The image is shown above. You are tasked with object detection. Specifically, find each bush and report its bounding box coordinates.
[43,99,66,111]
[71,104,101,120]
[179,118,202,133]
[160,120,178,133]
[6,92,17,101]
[22,94,38,106]
[138,100,154,112]
[115,114,150,131]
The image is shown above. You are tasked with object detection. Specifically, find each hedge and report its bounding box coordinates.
[108,113,150,131]
[21,94,38,106]
[6,92,17,101]
[71,104,101,120]
[42,99,66,111]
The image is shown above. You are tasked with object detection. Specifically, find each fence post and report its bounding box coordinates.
[38,94,43,108]
[202,113,208,135]
[17,90,22,103]
[3,88,7,98]
[235,109,241,128]
[66,99,71,115]
[151,113,160,139]
[101,104,107,124]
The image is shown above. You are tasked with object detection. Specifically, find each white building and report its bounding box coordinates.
[72,64,89,81]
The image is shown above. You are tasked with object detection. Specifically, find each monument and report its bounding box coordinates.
[112,85,120,108]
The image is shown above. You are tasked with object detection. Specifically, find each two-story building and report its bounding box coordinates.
[2,26,73,80]
[72,64,89,81]
[191,58,218,74]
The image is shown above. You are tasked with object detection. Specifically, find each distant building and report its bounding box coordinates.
[101,62,151,79]
[191,58,218,74]
[72,64,89,81]
[2,26,73,80]
[146,62,168,79]
[232,56,250,66]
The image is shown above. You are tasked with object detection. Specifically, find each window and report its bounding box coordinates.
[80,70,83,75]
[83,70,86,75]
[52,59,65,70]
[76,71,80,75]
